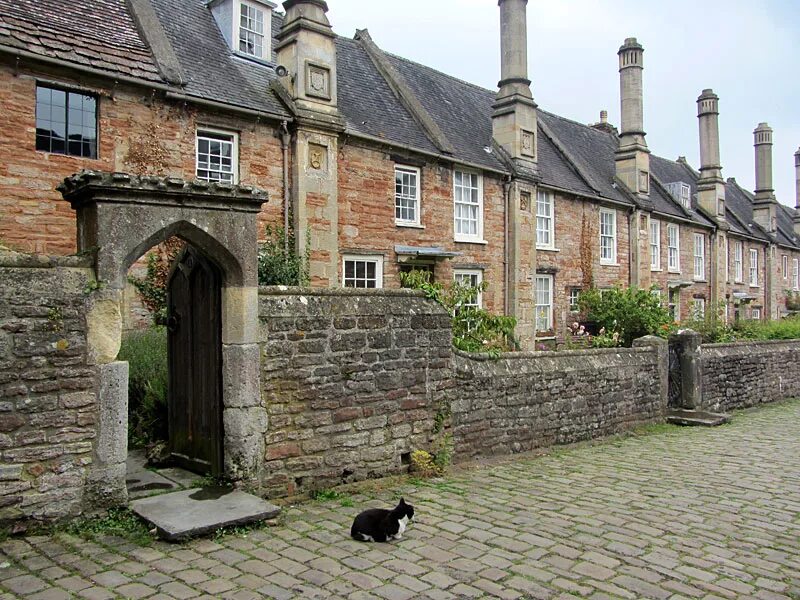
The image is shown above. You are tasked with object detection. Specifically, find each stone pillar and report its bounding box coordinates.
[632,335,668,415]
[629,210,651,289]
[673,329,703,410]
[508,182,536,349]
[276,0,344,286]
[492,0,538,171]
[615,38,650,198]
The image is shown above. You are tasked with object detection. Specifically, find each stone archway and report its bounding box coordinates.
[59,171,268,506]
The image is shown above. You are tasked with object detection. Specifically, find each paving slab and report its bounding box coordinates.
[129,488,280,541]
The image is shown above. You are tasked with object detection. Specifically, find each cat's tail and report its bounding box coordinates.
[350,525,372,542]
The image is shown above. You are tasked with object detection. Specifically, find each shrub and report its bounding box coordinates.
[128,238,183,326]
[578,286,672,347]
[257,225,309,286]
[398,269,517,353]
[732,314,800,341]
[118,327,168,447]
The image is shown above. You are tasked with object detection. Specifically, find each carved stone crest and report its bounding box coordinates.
[306,63,331,100]
[521,129,535,158]
[308,143,327,171]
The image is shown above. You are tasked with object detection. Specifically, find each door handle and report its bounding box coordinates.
[167,314,180,333]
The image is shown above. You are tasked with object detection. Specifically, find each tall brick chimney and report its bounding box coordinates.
[696,89,726,220]
[615,38,650,198]
[752,122,777,233]
[492,0,538,171]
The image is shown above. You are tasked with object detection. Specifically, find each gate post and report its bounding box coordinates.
[674,329,703,410]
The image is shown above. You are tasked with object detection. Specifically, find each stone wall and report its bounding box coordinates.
[258,288,452,497]
[450,338,668,460]
[700,340,800,412]
[0,252,97,521]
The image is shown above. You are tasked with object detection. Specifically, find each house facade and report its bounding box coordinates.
[0,0,798,350]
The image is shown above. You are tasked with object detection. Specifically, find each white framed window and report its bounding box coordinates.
[751,307,761,320]
[794,258,799,291]
[196,129,238,183]
[535,275,553,332]
[536,190,554,249]
[650,219,661,270]
[395,166,421,226]
[568,288,581,312]
[599,209,617,265]
[669,288,680,321]
[782,255,788,279]
[453,170,483,242]
[342,255,383,289]
[749,248,758,287]
[667,224,680,272]
[238,1,265,58]
[453,269,483,308]
[734,241,743,282]
[651,288,662,304]
[692,297,705,320]
[665,181,691,209]
[693,233,705,280]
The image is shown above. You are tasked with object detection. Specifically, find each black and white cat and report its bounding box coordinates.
[350,498,414,542]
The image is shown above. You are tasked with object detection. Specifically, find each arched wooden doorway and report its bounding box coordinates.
[167,246,223,475]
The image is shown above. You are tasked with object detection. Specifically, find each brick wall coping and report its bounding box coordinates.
[0,250,93,269]
[259,286,428,299]
[453,346,652,363]
[701,339,800,352]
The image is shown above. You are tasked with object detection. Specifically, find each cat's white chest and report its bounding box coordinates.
[394,515,409,539]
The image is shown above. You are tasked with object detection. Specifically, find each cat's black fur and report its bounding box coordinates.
[350,498,414,542]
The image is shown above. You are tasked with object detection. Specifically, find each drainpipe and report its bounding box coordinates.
[280,121,291,252]
[503,175,512,316]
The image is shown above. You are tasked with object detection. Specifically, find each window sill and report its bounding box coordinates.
[396,222,425,229]
[537,246,560,252]
[454,238,488,245]
[36,150,100,162]
[693,279,707,283]
[535,335,556,340]
[600,261,620,267]
[749,285,760,289]
[651,268,662,272]
[668,269,682,274]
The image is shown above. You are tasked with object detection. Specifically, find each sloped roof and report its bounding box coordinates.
[0,0,162,82]
[151,0,289,118]
[725,178,798,247]
[649,155,715,227]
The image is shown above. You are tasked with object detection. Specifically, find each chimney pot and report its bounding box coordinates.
[600,110,608,123]
[753,122,774,197]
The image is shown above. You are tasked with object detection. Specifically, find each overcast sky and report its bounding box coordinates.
[325,0,799,207]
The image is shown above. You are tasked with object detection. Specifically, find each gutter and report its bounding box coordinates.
[280,121,291,251]
[503,175,512,316]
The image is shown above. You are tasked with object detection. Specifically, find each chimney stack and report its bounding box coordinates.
[600,110,608,124]
[695,89,726,219]
[615,38,650,197]
[795,147,800,210]
[492,0,538,170]
[752,123,777,233]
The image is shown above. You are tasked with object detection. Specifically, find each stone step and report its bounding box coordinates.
[667,409,731,427]
[130,487,280,541]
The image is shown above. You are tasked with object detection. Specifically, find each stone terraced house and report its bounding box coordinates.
[1,0,799,350]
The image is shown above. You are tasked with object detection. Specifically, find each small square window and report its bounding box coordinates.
[343,255,383,289]
[196,129,238,183]
[568,288,581,312]
[35,84,98,158]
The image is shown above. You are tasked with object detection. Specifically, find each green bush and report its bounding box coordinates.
[398,269,517,354]
[118,327,168,447]
[578,286,673,347]
[257,225,309,286]
[732,314,800,341]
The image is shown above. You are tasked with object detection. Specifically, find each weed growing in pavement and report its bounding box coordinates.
[64,508,154,546]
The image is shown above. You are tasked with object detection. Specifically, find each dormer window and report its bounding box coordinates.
[209,0,274,61]
[666,182,691,209]
[239,1,265,58]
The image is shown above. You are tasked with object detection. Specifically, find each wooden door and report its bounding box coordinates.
[167,246,223,476]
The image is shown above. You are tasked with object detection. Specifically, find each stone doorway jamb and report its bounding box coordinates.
[59,171,268,506]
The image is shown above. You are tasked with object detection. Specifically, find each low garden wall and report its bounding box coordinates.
[450,337,668,460]
[0,252,97,522]
[257,288,452,497]
[700,340,800,412]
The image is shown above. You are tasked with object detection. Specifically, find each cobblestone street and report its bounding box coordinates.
[1,400,799,600]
